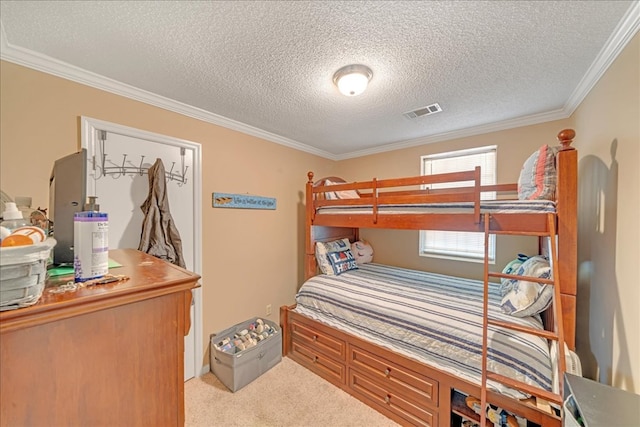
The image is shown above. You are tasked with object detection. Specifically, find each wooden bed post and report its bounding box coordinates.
[555,129,577,350]
[305,171,317,280]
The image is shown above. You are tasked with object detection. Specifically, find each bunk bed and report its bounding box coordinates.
[280,129,577,426]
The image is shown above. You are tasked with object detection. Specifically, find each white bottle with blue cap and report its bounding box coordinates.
[74,196,109,282]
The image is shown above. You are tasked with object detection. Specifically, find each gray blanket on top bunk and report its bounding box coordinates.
[294,263,553,399]
[316,199,556,215]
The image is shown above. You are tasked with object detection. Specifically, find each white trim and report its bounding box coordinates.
[80,116,204,380]
[1,22,335,161]
[564,1,640,115]
[201,364,211,377]
[336,109,568,160]
[2,5,638,160]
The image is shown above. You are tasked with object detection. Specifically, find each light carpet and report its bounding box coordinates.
[185,357,399,427]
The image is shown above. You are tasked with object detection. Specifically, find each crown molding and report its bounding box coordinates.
[0,22,337,161]
[2,5,638,162]
[335,108,569,160]
[563,1,640,115]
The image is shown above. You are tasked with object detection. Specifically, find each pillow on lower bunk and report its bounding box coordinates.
[315,238,352,275]
[500,253,530,294]
[500,255,554,317]
[351,240,374,264]
[518,144,558,200]
[325,249,358,275]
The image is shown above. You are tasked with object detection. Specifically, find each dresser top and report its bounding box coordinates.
[1,249,200,331]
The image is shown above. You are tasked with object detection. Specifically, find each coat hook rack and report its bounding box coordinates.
[95,133,188,186]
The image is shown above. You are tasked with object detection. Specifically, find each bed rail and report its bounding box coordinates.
[308,167,489,224]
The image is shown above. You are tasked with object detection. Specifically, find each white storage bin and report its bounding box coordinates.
[210,317,282,392]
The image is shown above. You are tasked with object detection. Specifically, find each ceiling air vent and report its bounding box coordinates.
[403,103,442,119]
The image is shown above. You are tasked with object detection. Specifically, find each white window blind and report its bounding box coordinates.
[419,146,497,263]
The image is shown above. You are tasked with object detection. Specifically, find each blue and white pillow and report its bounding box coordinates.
[501,255,554,317]
[315,238,351,275]
[326,249,358,275]
[500,253,531,295]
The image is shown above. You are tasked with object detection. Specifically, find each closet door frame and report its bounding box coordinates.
[81,116,203,380]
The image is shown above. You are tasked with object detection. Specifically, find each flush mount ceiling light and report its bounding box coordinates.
[333,64,373,96]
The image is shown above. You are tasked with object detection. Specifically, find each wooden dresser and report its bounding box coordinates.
[0,249,200,427]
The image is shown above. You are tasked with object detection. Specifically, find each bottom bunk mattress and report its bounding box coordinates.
[294,263,553,399]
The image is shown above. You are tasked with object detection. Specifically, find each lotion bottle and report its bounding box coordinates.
[74,196,109,282]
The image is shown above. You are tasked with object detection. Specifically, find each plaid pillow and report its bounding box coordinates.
[518,145,557,200]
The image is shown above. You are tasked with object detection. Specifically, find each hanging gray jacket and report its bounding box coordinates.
[138,158,186,268]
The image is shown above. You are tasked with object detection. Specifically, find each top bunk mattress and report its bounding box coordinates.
[315,199,556,215]
[294,263,554,399]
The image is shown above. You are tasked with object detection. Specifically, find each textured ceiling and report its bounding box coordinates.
[0,1,637,158]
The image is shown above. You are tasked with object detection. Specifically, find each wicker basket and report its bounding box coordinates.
[0,238,56,311]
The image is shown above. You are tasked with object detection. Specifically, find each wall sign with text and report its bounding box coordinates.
[212,192,276,210]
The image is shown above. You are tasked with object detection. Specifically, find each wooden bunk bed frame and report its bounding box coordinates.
[280,129,577,426]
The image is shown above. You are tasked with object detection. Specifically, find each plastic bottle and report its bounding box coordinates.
[1,202,29,233]
[74,196,109,282]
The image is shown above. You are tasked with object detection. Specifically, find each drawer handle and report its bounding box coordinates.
[384,368,391,377]
[385,394,391,404]
[313,356,318,363]
[313,335,318,342]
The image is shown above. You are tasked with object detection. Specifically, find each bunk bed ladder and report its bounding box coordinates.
[480,213,567,426]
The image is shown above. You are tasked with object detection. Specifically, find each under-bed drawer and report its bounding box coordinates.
[349,345,439,408]
[349,369,438,426]
[291,319,346,361]
[291,341,346,386]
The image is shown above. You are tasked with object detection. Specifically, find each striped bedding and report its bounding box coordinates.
[316,199,556,215]
[294,263,553,399]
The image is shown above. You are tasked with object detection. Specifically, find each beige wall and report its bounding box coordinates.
[334,120,571,280]
[0,61,335,368]
[569,33,639,393]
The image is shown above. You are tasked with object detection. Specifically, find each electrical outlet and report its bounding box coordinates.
[266,304,272,315]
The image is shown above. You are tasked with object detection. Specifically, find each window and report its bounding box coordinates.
[419,146,497,263]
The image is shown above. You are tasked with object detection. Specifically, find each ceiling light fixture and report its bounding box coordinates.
[333,64,373,97]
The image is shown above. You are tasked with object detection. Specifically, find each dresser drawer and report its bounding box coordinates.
[349,345,438,408]
[349,369,438,426]
[291,319,346,361]
[291,341,346,386]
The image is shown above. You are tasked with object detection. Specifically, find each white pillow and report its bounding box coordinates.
[500,255,554,317]
[325,179,360,200]
[351,240,373,264]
